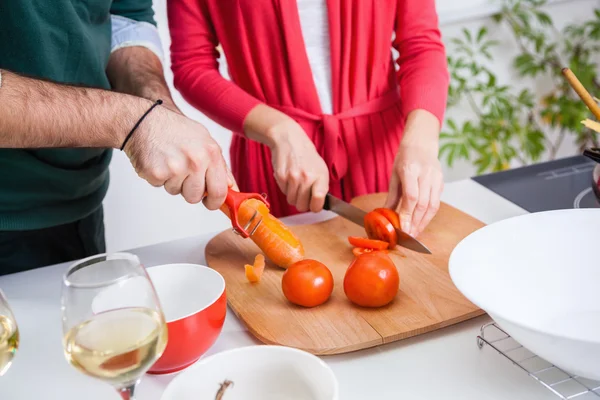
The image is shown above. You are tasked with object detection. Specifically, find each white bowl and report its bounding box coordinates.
[449,208,600,380]
[161,345,339,400]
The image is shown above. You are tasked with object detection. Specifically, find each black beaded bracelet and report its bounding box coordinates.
[120,99,163,151]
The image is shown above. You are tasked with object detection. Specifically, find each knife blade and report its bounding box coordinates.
[323,193,432,254]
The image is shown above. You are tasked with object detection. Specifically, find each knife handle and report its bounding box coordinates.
[322,194,331,211]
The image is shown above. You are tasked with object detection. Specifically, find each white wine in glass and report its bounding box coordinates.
[0,289,19,376]
[61,253,168,399]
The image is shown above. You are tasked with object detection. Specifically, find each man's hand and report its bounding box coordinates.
[0,69,234,209]
[385,110,444,237]
[124,105,232,209]
[106,45,234,207]
[244,105,329,213]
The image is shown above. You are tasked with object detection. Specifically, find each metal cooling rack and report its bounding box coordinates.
[477,323,600,399]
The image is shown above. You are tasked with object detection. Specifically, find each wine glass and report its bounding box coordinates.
[0,289,19,376]
[61,253,168,400]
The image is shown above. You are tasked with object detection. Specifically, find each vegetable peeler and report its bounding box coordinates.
[219,187,270,238]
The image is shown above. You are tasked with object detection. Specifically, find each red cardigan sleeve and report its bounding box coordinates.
[167,0,262,134]
[393,0,450,125]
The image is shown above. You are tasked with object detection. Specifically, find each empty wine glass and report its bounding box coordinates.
[61,253,168,399]
[0,289,19,376]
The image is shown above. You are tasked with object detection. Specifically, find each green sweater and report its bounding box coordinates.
[0,0,156,230]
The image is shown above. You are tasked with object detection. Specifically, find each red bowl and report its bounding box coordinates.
[146,263,226,374]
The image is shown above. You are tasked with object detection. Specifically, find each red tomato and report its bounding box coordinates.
[347,237,389,250]
[343,252,400,307]
[373,208,401,230]
[282,259,334,308]
[364,211,398,247]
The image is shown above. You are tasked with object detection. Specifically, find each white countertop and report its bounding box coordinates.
[1,179,560,400]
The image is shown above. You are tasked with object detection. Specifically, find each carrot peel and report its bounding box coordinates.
[245,254,266,283]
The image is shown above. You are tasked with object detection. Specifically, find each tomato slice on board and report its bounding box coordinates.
[373,208,401,230]
[347,237,389,250]
[364,211,398,247]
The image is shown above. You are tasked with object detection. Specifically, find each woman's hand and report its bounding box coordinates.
[385,110,444,237]
[269,120,330,212]
[243,105,330,212]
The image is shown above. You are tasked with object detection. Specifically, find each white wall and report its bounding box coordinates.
[103,0,595,252]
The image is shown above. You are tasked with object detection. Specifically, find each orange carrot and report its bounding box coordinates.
[245,254,265,283]
[223,199,305,269]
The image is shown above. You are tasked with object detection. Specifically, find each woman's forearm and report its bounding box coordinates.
[242,104,299,148]
[401,109,441,152]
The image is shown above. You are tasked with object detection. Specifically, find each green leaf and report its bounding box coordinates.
[535,36,544,53]
[492,13,503,23]
[460,144,470,159]
[535,11,552,26]
[463,28,473,43]
[545,43,557,56]
[446,119,458,132]
[514,53,539,76]
[516,10,531,28]
[482,40,501,49]
[477,27,488,43]
[517,89,534,108]
[487,73,497,88]
[448,146,458,166]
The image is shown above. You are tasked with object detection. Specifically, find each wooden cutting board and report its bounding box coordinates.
[205,193,486,355]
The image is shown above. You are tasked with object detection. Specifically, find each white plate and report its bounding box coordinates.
[449,208,600,380]
[161,345,338,400]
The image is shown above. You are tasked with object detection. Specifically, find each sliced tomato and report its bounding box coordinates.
[373,208,401,230]
[348,236,389,250]
[364,211,398,247]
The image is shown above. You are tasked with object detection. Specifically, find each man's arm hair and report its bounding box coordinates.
[0,69,152,148]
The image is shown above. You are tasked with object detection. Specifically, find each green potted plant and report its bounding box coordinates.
[441,0,600,174]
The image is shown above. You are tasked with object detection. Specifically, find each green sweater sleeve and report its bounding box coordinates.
[110,0,157,26]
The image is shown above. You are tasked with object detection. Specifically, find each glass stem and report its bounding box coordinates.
[118,384,136,400]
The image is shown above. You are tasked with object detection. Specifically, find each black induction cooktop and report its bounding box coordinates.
[472,155,599,212]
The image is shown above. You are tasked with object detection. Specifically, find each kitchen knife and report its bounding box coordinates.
[323,193,432,254]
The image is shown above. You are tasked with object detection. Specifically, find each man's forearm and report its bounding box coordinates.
[0,69,153,148]
[106,46,179,112]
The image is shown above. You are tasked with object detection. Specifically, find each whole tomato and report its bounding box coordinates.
[282,259,334,307]
[343,252,399,307]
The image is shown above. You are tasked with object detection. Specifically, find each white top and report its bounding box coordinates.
[111,15,164,62]
[297,0,333,114]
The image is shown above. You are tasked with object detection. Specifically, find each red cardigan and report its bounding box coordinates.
[168,0,449,217]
